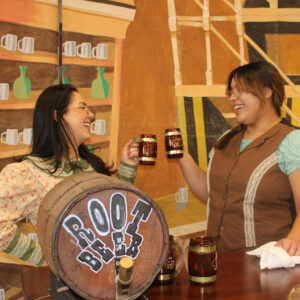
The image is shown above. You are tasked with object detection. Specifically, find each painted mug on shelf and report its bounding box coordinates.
[0,83,9,100]
[90,120,106,135]
[18,128,33,145]
[1,33,17,51]
[92,43,108,60]
[77,42,92,59]
[175,187,189,210]
[18,37,35,54]
[1,129,19,145]
[63,41,77,57]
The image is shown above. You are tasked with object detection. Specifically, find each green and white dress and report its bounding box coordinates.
[0,156,137,265]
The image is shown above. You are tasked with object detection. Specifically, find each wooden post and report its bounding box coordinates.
[203,0,212,85]
[167,0,182,86]
[234,0,245,65]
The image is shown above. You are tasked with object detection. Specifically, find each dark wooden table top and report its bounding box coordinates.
[22,250,300,300]
[145,250,300,300]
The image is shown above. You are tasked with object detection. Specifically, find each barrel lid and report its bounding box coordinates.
[37,173,169,300]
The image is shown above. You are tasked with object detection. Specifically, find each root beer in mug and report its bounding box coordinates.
[188,236,217,286]
[154,235,184,285]
[165,128,183,158]
[138,134,157,165]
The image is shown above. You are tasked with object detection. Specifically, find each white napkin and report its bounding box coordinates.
[247,241,300,270]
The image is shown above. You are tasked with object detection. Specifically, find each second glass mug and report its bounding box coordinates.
[185,235,217,286]
[165,128,183,159]
[154,235,184,285]
[138,134,157,165]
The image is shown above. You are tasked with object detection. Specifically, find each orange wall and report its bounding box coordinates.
[119,0,183,198]
[118,0,243,198]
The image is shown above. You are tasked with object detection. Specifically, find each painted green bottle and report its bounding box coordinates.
[13,65,31,99]
[53,66,71,85]
[91,67,109,99]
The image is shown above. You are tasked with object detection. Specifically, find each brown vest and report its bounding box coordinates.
[207,123,295,252]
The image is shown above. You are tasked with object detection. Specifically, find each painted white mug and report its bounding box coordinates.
[92,43,108,59]
[175,187,189,210]
[19,128,33,145]
[77,42,92,59]
[1,33,17,51]
[63,41,76,57]
[0,83,9,100]
[1,129,19,145]
[90,120,106,135]
[18,37,35,54]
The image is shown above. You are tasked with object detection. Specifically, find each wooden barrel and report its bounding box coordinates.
[37,173,169,300]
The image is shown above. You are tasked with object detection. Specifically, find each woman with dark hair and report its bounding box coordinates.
[0,84,138,265]
[178,61,300,255]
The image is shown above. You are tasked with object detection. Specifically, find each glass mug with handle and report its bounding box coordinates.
[154,235,184,285]
[184,235,217,286]
[138,134,157,166]
[165,127,183,159]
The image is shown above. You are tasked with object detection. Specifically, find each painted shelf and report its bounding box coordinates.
[0,145,31,159]
[0,99,112,110]
[0,51,114,68]
[0,0,135,39]
[85,135,110,146]
[0,0,135,165]
[0,135,110,159]
[175,84,300,98]
[0,88,112,110]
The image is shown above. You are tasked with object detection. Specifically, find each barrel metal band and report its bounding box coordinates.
[140,137,156,142]
[189,245,216,253]
[139,157,156,162]
[167,150,184,155]
[156,273,175,281]
[189,275,216,283]
[165,131,181,136]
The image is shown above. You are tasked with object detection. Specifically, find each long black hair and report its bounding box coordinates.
[29,84,113,175]
[215,61,285,149]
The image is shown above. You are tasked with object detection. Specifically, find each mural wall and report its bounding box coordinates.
[0,0,299,235]
[0,0,135,171]
[119,0,300,234]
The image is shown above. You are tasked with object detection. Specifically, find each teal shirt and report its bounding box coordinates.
[240,129,300,175]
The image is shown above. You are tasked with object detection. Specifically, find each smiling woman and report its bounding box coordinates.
[176,61,300,256]
[63,92,95,152]
[0,84,140,266]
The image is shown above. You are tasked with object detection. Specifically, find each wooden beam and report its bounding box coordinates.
[175,85,300,98]
[177,8,300,24]
[242,8,300,22]
[35,0,136,22]
[109,39,123,164]
[175,85,226,97]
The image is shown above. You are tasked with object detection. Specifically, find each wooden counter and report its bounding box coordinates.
[19,250,300,299]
